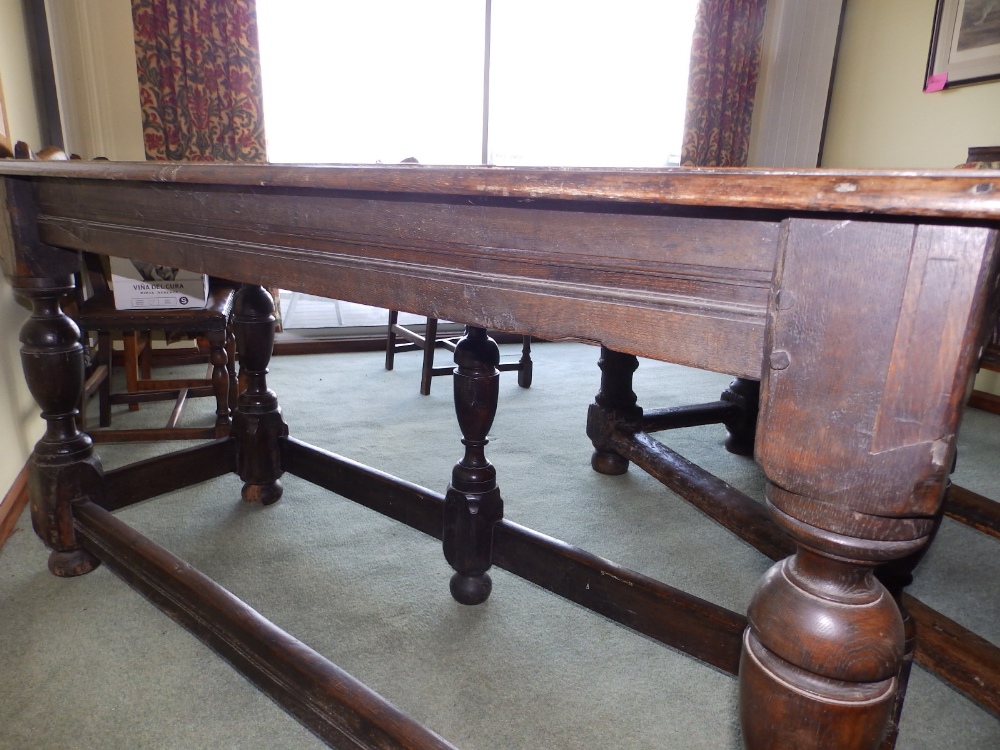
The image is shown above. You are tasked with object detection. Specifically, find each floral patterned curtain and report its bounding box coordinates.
[132,0,266,162]
[681,0,767,167]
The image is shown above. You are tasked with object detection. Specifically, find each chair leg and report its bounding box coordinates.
[420,318,439,396]
[517,335,533,388]
[138,330,153,380]
[385,310,398,371]
[98,331,113,427]
[207,328,232,430]
[122,331,141,412]
[226,328,239,410]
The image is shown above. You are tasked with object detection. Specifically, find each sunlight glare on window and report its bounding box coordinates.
[489,0,697,167]
[256,1,696,167]
[257,0,485,164]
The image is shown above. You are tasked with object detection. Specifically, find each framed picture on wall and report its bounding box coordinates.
[927,0,1000,89]
[0,69,12,157]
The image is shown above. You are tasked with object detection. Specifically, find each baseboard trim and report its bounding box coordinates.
[969,389,1000,415]
[0,462,29,550]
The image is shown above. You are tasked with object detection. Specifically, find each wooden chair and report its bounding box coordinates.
[75,252,239,442]
[385,311,533,395]
[14,142,239,442]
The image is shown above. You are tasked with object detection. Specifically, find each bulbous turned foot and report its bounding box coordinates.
[591,449,629,475]
[242,479,283,506]
[723,432,755,457]
[721,377,760,457]
[48,549,100,577]
[450,572,492,605]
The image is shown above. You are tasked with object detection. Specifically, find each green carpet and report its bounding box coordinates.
[0,342,997,749]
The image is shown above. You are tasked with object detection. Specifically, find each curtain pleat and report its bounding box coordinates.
[132,0,267,162]
[681,0,767,167]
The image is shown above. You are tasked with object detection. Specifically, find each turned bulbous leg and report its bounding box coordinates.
[739,488,927,750]
[443,327,503,605]
[720,377,759,457]
[232,284,287,505]
[18,277,102,577]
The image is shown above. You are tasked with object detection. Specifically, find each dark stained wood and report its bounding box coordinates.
[386,314,532,396]
[967,146,1000,163]
[587,347,642,476]
[280,438,446,539]
[89,425,226,444]
[442,327,503,604]
[77,276,239,441]
[72,500,461,750]
[28,180,776,379]
[905,593,1000,717]
[719,377,760,456]
[944,483,1000,540]
[606,418,1000,722]
[968,388,1000,414]
[15,274,102,578]
[100,438,237,512]
[612,430,794,562]
[231,284,287,505]
[745,217,999,749]
[640,400,739,433]
[491,520,747,675]
[280,437,747,673]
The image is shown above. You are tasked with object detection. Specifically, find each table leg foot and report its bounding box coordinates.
[590,450,629,476]
[242,479,284,506]
[450,572,493,605]
[587,346,641,475]
[48,548,100,577]
[720,377,759,457]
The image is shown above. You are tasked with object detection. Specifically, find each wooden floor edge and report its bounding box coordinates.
[968,388,1000,415]
[0,462,30,550]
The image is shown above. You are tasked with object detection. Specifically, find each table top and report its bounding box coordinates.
[1,160,1000,219]
[3,162,999,380]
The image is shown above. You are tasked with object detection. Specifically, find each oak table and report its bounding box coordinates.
[2,161,999,749]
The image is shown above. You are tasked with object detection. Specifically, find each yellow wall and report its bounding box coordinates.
[823,0,1000,396]
[0,0,45,494]
[45,0,144,160]
[823,0,1000,169]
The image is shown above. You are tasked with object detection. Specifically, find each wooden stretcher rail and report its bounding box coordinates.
[73,499,460,750]
[281,437,747,674]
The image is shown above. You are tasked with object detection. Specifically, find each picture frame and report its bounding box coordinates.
[0,69,12,157]
[927,0,1000,89]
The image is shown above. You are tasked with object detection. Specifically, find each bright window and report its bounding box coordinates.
[257,0,696,167]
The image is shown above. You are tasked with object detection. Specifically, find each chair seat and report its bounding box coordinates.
[78,281,237,331]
